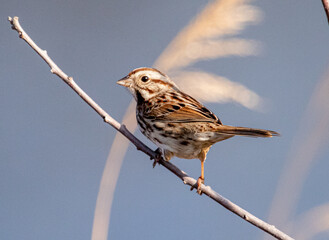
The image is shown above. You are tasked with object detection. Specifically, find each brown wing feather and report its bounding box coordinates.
[144,91,222,124]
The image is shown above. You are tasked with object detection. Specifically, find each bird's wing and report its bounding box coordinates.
[144,91,222,124]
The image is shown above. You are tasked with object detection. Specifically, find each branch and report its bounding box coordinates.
[8,16,294,240]
[322,0,329,24]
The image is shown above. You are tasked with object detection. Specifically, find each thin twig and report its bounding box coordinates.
[8,16,294,240]
[322,0,329,24]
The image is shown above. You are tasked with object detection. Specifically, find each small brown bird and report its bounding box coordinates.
[117,67,279,194]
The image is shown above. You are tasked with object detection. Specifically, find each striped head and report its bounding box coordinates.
[117,67,178,103]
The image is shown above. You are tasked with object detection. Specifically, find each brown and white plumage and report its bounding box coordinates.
[117,67,279,193]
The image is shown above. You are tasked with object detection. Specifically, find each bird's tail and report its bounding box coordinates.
[218,125,279,138]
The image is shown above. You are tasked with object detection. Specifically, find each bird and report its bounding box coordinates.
[117,67,279,194]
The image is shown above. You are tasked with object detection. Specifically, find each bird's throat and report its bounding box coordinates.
[136,90,145,105]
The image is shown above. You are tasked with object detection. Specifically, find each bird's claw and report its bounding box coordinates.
[190,176,204,195]
[152,148,162,168]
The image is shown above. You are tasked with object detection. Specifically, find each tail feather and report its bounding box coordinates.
[218,125,279,138]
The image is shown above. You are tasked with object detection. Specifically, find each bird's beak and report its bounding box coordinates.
[117,75,133,88]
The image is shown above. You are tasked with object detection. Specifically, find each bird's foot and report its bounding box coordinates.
[190,176,204,195]
[152,148,163,168]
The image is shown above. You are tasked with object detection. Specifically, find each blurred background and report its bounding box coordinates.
[1,0,329,239]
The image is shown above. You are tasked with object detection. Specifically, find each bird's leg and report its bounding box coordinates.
[196,159,205,194]
[191,147,210,195]
[190,160,205,194]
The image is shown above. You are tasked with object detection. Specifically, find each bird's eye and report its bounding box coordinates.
[141,76,149,82]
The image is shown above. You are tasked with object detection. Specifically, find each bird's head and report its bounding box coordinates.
[117,67,178,103]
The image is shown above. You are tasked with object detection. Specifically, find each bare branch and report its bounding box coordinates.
[8,16,294,240]
[322,0,329,24]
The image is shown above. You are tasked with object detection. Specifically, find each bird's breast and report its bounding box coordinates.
[136,116,219,159]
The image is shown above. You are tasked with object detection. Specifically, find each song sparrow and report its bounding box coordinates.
[117,67,279,194]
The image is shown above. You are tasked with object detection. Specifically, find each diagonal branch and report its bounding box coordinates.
[322,0,329,24]
[8,16,294,240]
